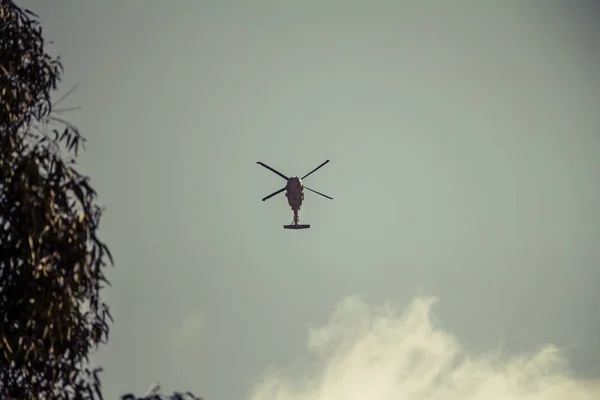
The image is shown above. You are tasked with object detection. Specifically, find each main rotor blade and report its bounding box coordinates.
[262,187,286,201]
[257,162,289,181]
[301,160,330,180]
[304,186,333,200]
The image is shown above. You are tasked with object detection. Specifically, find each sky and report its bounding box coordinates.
[14,1,600,399]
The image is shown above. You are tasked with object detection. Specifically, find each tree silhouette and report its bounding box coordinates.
[1,3,204,399]
[1,2,112,398]
[120,394,202,400]
[120,385,203,400]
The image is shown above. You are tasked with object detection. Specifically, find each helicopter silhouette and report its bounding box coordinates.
[257,160,333,229]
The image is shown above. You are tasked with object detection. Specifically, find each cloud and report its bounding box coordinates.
[250,296,600,400]
[169,313,205,352]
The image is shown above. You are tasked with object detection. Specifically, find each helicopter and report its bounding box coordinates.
[257,160,333,229]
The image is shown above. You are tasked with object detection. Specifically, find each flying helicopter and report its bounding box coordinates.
[257,160,333,229]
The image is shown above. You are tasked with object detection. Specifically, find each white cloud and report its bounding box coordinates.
[250,296,600,400]
[169,313,205,352]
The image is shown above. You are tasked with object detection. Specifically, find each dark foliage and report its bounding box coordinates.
[1,1,113,398]
[120,391,202,400]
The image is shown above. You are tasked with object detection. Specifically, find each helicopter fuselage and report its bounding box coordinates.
[256,160,332,229]
[285,177,304,210]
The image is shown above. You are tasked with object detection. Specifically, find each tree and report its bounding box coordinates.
[120,394,202,400]
[1,3,204,398]
[1,1,113,398]
[120,384,202,400]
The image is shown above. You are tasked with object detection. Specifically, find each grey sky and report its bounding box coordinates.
[16,1,600,399]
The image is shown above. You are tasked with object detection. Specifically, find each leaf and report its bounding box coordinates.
[24,9,40,18]
[2,335,13,354]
